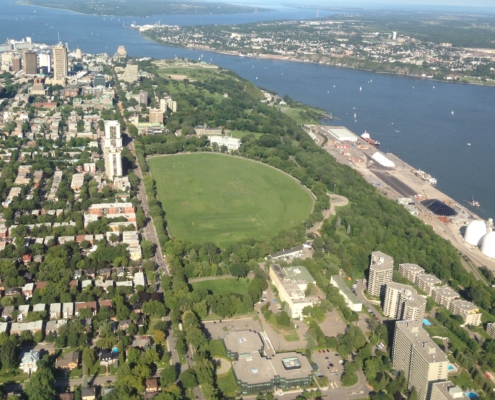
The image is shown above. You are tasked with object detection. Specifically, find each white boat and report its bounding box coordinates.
[467,143,471,146]
[451,111,454,115]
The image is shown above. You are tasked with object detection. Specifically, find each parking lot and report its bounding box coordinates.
[312,349,344,387]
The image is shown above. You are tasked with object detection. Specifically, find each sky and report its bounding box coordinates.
[222,0,495,9]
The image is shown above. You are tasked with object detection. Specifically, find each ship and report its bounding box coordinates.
[464,196,480,208]
[361,130,380,148]
[415,169,437,187]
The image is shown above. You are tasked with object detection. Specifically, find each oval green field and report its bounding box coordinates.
[147,153,314,248]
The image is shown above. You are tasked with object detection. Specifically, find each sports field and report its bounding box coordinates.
[148,153,314,247]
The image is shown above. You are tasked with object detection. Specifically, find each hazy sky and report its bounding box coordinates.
[224,0,495,8]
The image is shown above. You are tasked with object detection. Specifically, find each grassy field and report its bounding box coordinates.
[209,339,228,358]
[148,153,314,247]
[191,278,250,296]
[217,369,238,397]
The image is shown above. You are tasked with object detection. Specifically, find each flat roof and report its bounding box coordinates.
[232,352,275,385]
[451,300,479,312]
[224,330,263,354]
[284,266,315,284]
[370,251,394,271]
[399,263,425,274]
[431,381,468,399]
[433,286,459,298]
[326,126,359,141]
[271,352,313,380]
[417,273,442,285]
[330,275,361,305]
[395,320,448,364]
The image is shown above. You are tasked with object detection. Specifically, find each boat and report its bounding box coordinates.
[361,130,380,148]
[464,196,480,208]
[415,169,437,186]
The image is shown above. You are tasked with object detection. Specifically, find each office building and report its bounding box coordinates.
[416,274,442,296]
[149,108,163,124]
[23,51,37,75]
[93,74,106,87]
[12,56,21,72]
[38,53,51,73]
[449,300,481,326]
[53,43,68,80]
[430,381,468,400]
[330,275,362,312]
[383,282,426,322]
[225,331,313,394]
[103,121,123,180]
[368,251,394,298]
[75,48,83,59]
[269,265,319,319]
[431,287,459,309]
[398,263,425,284]
[139,90,148,105]
[392,321,449,400]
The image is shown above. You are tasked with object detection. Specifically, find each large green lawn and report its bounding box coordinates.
[148,153,314,247]
[191,278,250,296]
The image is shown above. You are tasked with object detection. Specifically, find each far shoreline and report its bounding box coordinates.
[140,35,495,88]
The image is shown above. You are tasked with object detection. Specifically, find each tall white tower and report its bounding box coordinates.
[103,120,123,180]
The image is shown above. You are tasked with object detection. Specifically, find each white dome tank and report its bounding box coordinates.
[480,231,495,259]
[464,220,487,246]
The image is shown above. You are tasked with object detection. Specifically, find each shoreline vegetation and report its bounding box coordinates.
[16,0,267,17]
[142,37,495,87]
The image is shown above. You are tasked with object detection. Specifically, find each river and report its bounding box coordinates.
[1,0,494,219]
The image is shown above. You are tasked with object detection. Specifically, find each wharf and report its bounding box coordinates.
[309,126,495,272]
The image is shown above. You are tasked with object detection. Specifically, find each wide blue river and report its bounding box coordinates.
[1,0,494,219]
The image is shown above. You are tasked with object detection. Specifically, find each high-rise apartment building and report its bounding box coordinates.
[383,282,426,322]
[393,321,449,400]
[449,300,481,326]
[149,108,163,124]
[23,51,37,75]
[120,62,138,82]
[93,74,106,87]
[416,274,442,296]
[368,251,394,298]
[103,121,123,180]
[487,322,495,339]
[398,263,425,284]
[53,43,68,80]
[430,381,468,400]
[12,56,21,72]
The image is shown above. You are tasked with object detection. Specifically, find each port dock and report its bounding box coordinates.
[305,124,495,272]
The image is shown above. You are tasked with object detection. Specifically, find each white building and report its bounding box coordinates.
[269,265,319,319]
[103,120,123,180]
[330,275,362,312]
[210,135,242,151]
[20,350,40,374]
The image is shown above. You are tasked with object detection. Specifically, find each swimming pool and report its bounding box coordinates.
[465,392,478,399]
[448,365,455,371]
[423,319,432,326]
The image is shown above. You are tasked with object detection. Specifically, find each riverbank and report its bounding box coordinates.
[141,34,495,87]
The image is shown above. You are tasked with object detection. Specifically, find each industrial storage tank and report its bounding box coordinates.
[371,152,395,168]
[464,220,487,246]
[480,232,495,259]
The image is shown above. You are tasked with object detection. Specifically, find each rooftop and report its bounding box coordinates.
[395,320,448,364]
[224,330,263,355]
[431,381,468,399]
[370,251,394,271]
[399,263,425,274]
[330,275,361,305]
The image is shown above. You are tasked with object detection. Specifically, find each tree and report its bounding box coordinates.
[0,337,18,371]
[82,347,96,370]
[141,239,155,259]
[408,388,418,400]
[24,367,57,400]
[180,369,198,389]
[160,365,178,387]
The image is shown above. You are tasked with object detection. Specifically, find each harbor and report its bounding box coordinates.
[307,124,495,272]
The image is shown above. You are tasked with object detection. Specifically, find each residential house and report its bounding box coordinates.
[100,349,119,365]
[22,283,35,298]
[118,320,131,330]
[56,350,80,370]
[62,302,74,319]
[20,350,40,374]
[145,378,159,393]
[75,301,97,316]
[46,319,67,334]
[18,305,30,321]
[81,387,96,400]
[57,394,74,400]
[49,303,62,319]
[10,321,43,335]
[2,306,15,320]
